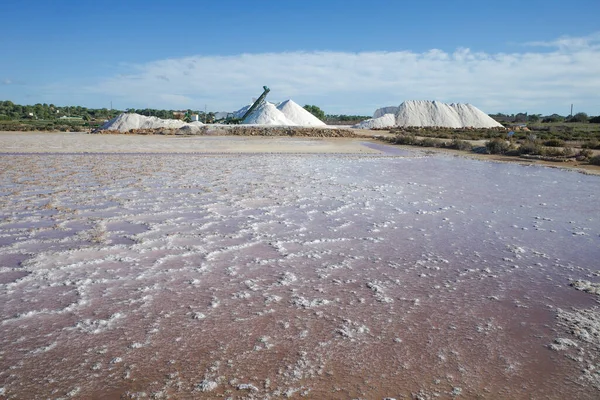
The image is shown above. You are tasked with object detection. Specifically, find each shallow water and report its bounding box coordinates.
[0,152,599,399]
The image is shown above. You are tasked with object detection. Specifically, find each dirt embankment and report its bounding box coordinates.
[97,125,360,138]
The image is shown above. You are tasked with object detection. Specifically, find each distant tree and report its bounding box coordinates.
[542,114,565,123]
[514,113,528,123]
[568,112,589,123]
[589,116,600,124]
[528,114,541,123]
[303,105,326,121]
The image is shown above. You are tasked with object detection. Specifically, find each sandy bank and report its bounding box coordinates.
[0,132,380,154]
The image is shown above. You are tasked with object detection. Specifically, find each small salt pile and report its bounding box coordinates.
[353,113,396,129]
[276,100,326,126]
[101,113,203,132]
[242,102,296,126]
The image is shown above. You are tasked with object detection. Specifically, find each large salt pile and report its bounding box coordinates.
[242,102,296,126]
[232,104,252,119]
[276,100,326,126]
[353,113,397,129]
[369,100,502,128]
[101,113,203,132]
[373,106,400,119]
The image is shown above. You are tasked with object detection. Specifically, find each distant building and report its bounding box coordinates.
[59,116,83,120]
[190,114,200,122]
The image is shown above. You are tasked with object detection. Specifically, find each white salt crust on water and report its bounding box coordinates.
[0,152,599,399]
[368,100,503,128]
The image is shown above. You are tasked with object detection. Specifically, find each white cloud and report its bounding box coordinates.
[524,32,600,50]
[86,33,600,115]
[2,79,12,85]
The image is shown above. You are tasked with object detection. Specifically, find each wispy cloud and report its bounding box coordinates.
[524,32,600,49]
[86,33,600,114]
[2,79,13,85]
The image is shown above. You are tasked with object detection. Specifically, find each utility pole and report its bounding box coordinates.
[570,104,573,117]
[204,104,207,123]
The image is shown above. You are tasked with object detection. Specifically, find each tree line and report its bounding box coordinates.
[0,100,125,121]
[303,104,370,124]
[3,100,598,125]
[489,112,600,124]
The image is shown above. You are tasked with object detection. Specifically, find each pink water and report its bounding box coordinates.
[0,152,599,399]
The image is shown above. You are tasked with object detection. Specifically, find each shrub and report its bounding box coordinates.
[590,116,600,124]
[542,147,564,157]
[562,146,574,157]
[485,138,510,154]
[543,139,565,147]
[518,141,543,155]
[589,155,600,165]
[577,149,594,160]
[393,135,416,145]
[419,138,443,148]
[582,140,600,150]
[449,138,473,151]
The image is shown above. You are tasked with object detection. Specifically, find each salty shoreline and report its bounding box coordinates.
[0,131,377,155]
[1,131,599,176]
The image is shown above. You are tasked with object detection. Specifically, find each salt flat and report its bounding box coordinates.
[0,138,599,399]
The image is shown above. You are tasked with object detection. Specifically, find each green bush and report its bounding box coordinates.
[542,147,564,157]
[589,155,600,165]
[485,138,510,154]
[543,139,566,147]
[577,149,594,160]
[562,146,574,157]
[449,138,473,151]
[393,135,416,145]
[518,141,543,155]
[582,140,600,149]
[419,138,443,147]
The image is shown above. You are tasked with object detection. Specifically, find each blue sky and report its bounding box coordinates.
[1,0,599,115]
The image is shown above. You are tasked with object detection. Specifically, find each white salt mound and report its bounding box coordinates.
[101,113,203,132]
[232,104,252,119]
[367,100,502,129]
[373,106,400,119]
[395,100,502,128]
[353,113,396,129]
[242,102,296,126]
[276,99,326,126]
